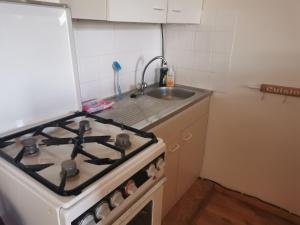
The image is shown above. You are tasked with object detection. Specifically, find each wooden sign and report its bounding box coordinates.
[260,84,300,97]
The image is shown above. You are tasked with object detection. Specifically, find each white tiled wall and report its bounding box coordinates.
[165,11,236,93]
[73,21,162,101]
[165,0,300,215]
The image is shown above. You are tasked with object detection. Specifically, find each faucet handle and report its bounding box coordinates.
[162,59,168,66]
[142,82,148,89]
[137,82,147,91]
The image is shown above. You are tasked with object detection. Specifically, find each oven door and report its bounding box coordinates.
[112,178,166,225]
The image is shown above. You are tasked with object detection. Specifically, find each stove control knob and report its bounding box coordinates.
[95,201,111,220]
[110,191,124,208]
[124,180,138,196]
[146,163,158,178]
[156,158,165,171]
[78,214,96,225]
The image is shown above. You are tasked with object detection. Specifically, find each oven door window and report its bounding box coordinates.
[126,201,153,225]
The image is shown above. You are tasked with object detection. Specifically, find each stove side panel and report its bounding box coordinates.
[0,159,61,225]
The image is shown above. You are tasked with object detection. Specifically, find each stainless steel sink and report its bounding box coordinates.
[145,87,195,100]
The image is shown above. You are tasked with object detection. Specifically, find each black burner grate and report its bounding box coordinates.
[0,112,158,196]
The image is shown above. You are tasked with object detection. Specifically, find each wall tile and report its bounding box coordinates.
[211,31,234,53]
[195,31,211,53]
[165,25,179,50]
[194,53,211,71]
[210,53,231,73]
[175,50,196,69]
[73,21,161,100]
[73,21,115,57]
[177,30,195,51]
[175,68,211,90]
[214,11,237,32]
[77,56,102,83]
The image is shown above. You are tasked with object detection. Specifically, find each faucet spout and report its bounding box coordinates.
[139,56,167,95]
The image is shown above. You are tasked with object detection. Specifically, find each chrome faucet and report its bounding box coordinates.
[139,56,168,95]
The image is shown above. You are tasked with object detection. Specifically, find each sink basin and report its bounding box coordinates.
[146,87,195,100]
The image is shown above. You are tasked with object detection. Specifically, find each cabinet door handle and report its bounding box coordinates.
[169,144,180,153]
[153,7,165,11]
[172,9,182,13]
[183,132,193,142]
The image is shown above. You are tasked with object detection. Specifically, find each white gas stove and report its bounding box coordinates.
[0,113,166,225]
[0,1,166,225]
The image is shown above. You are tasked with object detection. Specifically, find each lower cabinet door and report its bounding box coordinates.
[150,100,210,218]
[176,115,208,200]
[162,139,181,218]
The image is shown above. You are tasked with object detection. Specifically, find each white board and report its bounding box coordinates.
[0,1,81,136]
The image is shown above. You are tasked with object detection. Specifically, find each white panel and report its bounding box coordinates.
[107,0,167,23]
[36,0,61,3]
[61,0,106,20]
[0,2,81,136]
[167,0,203,24]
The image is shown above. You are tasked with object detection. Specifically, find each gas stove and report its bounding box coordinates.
[0,111,166,225]
[0,112,158,196]
[0,113,165,225]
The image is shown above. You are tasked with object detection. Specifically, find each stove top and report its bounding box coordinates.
[0,112,157,196]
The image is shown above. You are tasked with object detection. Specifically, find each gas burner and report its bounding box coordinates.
[21,138,39,156]
[0,112,157,196]
[79,120,91,133]
[115,133,131,149]
[61,160,79,178]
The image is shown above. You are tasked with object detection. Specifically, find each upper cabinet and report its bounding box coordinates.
[107,0,167,23]
[33,0,61,2]
[62,0,203,24]
[61,0,107,20]
[167,0,203,24]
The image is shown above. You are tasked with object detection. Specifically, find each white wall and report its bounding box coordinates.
[73,21,162,101]
[165,0,300,215]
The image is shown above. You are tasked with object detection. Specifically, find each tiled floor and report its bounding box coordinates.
[163,179,300,225]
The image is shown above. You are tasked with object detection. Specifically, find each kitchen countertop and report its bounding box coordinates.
[97,84,212,131]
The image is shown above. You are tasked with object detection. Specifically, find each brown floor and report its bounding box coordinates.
[163,179,300,225]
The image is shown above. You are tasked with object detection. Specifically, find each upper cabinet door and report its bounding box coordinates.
[61,0,107,20]
[107,0,167,23]
[37,0,61,2]
[167,0,203,24]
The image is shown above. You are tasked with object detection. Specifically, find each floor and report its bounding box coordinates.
[163,179,300,225]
